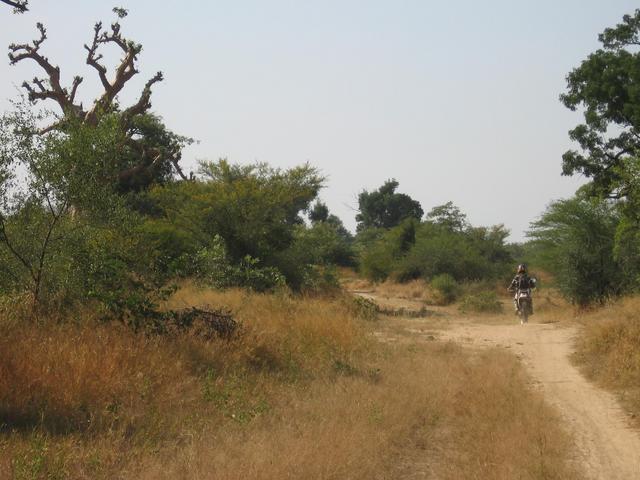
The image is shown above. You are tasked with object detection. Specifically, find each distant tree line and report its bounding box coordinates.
[354,182,512,284]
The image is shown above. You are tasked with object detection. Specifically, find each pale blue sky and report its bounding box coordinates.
[1,1,637,240]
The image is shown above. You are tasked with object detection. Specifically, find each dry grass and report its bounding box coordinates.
[341,275,431,301]
[0,322,195,434]
[129,343,577,480]
[573,296,640,419]
[0,285,578,479]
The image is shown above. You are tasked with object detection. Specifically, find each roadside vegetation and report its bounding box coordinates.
[572,297,640,422]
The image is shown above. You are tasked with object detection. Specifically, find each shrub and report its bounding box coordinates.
[193,237,285,292]
[358,217,513,285]
[527,195,622,306]
[431,273,459,305]
[345,295,379,321]
[458,292,503,314]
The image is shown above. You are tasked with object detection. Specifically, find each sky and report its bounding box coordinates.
[1,0,638,241]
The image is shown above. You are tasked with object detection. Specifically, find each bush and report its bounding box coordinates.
[359,220,417,282]
[431,273,459,305]
[193,237,285,292]
[527,195,622,306]
[345,295,379,321]
[458,292,503,314]
[358,218,513,285]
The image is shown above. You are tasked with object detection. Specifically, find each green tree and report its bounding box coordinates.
[359,221,412,282]
[309,201,330,223]
[355,179,423,231]
[426,201,469,232]
[146,159,325,289]
[527,194,622,306]
[0,107,155,315]
[560,9,640,199]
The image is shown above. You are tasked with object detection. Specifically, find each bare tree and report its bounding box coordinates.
[7,9,189,188]
[1,0,28,13]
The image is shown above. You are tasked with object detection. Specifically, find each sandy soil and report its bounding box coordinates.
[361,292,640,480]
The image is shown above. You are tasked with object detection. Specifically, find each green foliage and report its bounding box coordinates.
[115,113,193,193]
[309,200,330,223]
[145,159,349,291]
[359,219,417,281]
[356,179,423,231]
[431,273,459,305]
[398,223,510,282]
[560,9,640,199]
[306,201,356,267]
[549,10,640,305]
[193,236,285,292]
[527,194,622,306]
[0,107,180,319]
[426,201,469,232]
[358,210,512,284]
[458,292,503,314]
[291,223,355,267]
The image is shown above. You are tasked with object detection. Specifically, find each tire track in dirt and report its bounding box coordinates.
[439,322,640,480]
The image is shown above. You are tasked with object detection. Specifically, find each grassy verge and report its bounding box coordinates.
[573,296,640,421]
[0,285,578,479]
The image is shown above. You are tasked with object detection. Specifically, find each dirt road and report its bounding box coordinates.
[360,292,640,479]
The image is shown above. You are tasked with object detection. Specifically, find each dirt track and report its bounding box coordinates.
[360,292,640,480]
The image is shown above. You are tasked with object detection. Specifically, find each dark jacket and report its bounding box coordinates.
[508,273,535,292]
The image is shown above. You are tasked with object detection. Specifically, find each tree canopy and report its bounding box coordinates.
[527,193,622,306]
[561,9,640,199]
[426,202,469,232]
[355,179,423,231]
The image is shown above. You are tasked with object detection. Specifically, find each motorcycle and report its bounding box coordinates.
[515,288,533,324]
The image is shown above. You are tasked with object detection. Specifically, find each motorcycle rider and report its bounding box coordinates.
[508,264,536,315]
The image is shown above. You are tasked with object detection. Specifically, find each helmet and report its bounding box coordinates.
[517,264,527,274]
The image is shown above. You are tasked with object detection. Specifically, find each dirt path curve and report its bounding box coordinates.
[440,322,640,480]
[357,292,640,479]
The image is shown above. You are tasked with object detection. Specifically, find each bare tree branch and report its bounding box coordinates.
[8,23,78,115]
[8,14,187,188]
[84,22,111,92]
[69,75,83,104]
[171,156,189,181]
[84,20,143,123]
[1,0,28,13]
[122,71,163,122]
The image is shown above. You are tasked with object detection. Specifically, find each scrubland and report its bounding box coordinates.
[1,284,578,479]
[573,296,640,421]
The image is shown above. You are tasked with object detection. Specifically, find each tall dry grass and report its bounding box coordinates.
[131,343,577,480]
[0,285,578,479]
[0,321,195,434]
[573,296,640,419]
